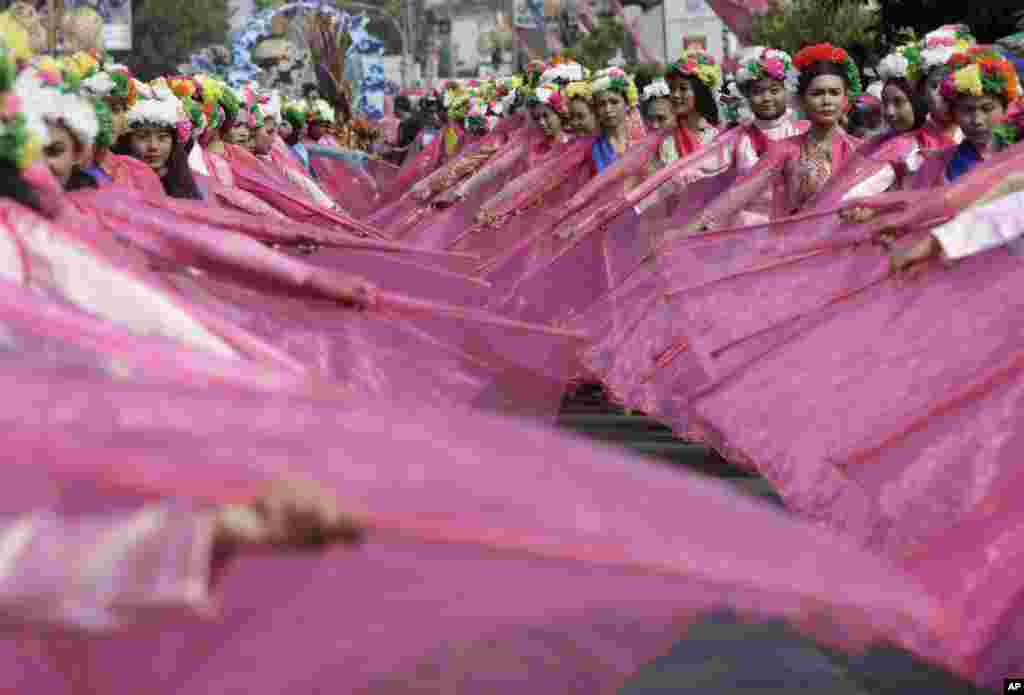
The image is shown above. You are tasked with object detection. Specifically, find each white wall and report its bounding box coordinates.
[664,0,726,63]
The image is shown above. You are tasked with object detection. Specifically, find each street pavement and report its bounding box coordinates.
[556,387,991,695]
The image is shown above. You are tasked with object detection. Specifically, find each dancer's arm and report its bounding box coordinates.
[0,479,362,633]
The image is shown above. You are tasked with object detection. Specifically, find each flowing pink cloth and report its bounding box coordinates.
[370,117,529,241]
[222,144,388,240]
[689,245,1024,560]
[95,151,166,196]
[0,366,944,693]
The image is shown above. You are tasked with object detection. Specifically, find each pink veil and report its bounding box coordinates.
[0,365,946,692]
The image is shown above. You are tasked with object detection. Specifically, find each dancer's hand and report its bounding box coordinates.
[214,478,364,552]
[839,206,879,224]
[889,236,940,274]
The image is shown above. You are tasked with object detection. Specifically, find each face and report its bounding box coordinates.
[107,97,130,142]
[129,127,174,173]
[43,123,80,188]
[530,103,562,138]
[567,98,598,135]
[924,68,952,123]
[308,122,325,141]
[647,97,675,131]
[253,119,276,155]
[744,78,787,121]
[226,123,252,150]
[882,83,916,133]
[594,90,627,132]
[667,74,696,117]
[800,74,847,128]
[278,119,294,142]
[953,94,1006,149]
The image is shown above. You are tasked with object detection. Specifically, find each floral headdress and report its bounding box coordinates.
[876,43,924,86]
[239,85,265,130]
[308,97,335,124]
[793,43,863,98]
[564,80,592,102]
[921,25,976,77]
[941,46,1021,104]
[465,96,495,133]
[540,61,585,86]
[641,78,670,103]
[670,49,723,90]
[166,76,208,137]
[126,80,193,143]
[590,67,639,107]
[526,84,567,115]
[719,80,752,124]
[282,99,307,130]
[15,63,100,149]
[525,59,548,87]
[0,24,41,170]
[735,46,797,93]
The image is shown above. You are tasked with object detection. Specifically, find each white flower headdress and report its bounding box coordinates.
[641,79,670,102]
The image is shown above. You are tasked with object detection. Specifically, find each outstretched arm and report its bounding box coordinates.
[0,479,362,634]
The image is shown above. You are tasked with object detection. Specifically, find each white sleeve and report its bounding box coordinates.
[841,163,897,201]
[931,192,1024,259]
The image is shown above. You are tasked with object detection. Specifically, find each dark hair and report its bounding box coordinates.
[669,72,720,127]
[883,78,929,131]
[0,160,43,213]
[797,61,849,96]
[113,127,202,200]
[66,169,99,192]
[394,95,412,113]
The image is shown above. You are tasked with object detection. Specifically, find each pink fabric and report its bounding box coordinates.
[0,367,943,692]
[690,245,1024,566]
[96,152,166,197]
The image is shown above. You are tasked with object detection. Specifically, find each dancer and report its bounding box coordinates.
[565,80,599,135]
[676,44,872,236]
[911,46,1020,187]
[661,50,722,163]
[641,78,675,132]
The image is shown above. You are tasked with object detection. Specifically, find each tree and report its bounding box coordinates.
[877,1,1023,44]
[121,0,231,80]
[750,0,881,62]
[562,17,627,71]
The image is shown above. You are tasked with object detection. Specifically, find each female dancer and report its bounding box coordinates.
[661,50,722,163]
[565,80,599,136]
[642,79,675,133]
[677,43,870,236]
[114,82,203,200]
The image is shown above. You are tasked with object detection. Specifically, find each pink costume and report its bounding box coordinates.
[0,366,945,692]
[95,151,166,197]
[0,503,220,632]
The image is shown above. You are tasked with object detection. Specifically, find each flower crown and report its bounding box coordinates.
[540,62,585,86]
[921,26,976,76]
[527,84,567,114]
[793,43,862,98]
[15,65,100,149]
[941,47,1021,103]
[0,27,41,170]
[564,80,592,101]
[282,99,307,129]
[876,43,924,85]
[670,49,722,90]
[308,98,335,124]
[735,46,797,93]
[127,82,193,143]
[590,67,639,106]
[641,79,670,102]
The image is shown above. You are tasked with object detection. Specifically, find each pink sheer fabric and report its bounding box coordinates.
[0,367,944,692]
[689,245,1024,562]
[370,116,529,241]
[95,151,166,197]
[307,151,384,220]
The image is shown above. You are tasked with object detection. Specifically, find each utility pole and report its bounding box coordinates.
[403,0,414,87]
